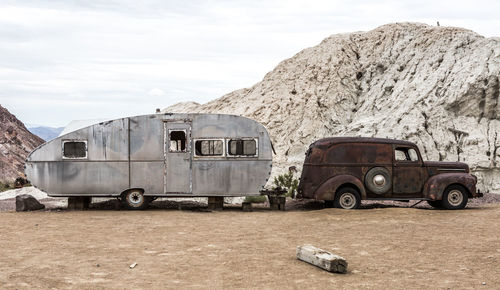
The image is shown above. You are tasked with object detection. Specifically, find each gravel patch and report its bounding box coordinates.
[1,189,498,212]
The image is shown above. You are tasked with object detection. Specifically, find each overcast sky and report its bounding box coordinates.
[1,0,499,127]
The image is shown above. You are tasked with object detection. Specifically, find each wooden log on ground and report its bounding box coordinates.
[207,197,224,210]
[296,245,348,273]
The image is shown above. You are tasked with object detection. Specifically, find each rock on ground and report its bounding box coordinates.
[163,22,500,193]
[16,194,45,211]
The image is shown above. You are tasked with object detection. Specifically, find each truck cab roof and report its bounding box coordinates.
[310,137,417,149]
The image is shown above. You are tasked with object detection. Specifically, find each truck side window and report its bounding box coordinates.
[195,140,223,156]
[395,147,419,162]
[169,130,186,152]
[395,149,407,161]
[228,139,257,156]
[63,141,87,158]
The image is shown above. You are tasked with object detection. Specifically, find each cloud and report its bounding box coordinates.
[148,88,165,97]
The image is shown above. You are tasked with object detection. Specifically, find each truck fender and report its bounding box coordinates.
[314,175,366,201]
[423,173,477,200]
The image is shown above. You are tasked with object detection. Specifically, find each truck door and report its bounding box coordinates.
[164,122,192,194]
[392,146,427,197]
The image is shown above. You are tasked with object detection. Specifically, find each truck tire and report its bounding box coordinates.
[426,200,443,208]
[334,187,361,209]
[365,167,391,195]
[441,185,468,210]
[122,189,150,210]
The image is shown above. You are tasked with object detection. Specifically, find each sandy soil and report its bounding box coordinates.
[1,198,500,289]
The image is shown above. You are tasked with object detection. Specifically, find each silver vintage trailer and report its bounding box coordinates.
[25,113,273,209]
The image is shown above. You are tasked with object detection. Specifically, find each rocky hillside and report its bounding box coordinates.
[164,23,500,193]
[0,105,44,183]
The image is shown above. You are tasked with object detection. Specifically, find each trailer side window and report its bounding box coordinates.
[228,139,257,156]
[169,130,186,152]
[63,141,87,158]
[195,140,223,156]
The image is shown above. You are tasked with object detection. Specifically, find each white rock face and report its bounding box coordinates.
[163,23,500,193]
[0,187,48,200]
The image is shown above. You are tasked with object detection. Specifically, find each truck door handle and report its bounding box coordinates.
[183,157,190,161]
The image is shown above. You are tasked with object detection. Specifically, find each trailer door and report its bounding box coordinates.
[164,122,192,194]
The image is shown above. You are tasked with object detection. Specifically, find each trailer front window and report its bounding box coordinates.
[63,141,87,159]
[169,130,186,152]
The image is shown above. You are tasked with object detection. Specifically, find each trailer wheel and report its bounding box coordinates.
[122,189,150,210]
[426,200,443,208]
[334,187,361,209]
[441,185,468,210]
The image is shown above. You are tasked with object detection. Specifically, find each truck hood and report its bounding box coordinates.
[424,161,469,173]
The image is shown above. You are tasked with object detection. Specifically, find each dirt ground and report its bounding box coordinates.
[1,198,500,289]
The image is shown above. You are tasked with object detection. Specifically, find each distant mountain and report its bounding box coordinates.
[0,105,44,183]
[28,126,64,141]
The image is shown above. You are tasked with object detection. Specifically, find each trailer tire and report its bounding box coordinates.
[122,189,150,210]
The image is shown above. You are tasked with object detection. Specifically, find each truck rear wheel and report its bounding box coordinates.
[334,187,361,209]
[442,185,468,210]
[122,189,150,210]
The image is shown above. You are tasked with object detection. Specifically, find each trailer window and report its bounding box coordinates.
[195,140,223,156]
[169,130,186,152]
[228,139,257,156]
[63,141,87,158]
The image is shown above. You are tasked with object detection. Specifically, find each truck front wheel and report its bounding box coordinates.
[442,185,468,210]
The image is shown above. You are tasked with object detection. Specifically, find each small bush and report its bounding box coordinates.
[273,171,299,198]
[0,182,11,192]
[244,195,267,203]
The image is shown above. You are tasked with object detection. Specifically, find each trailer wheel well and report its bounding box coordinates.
[120,188,145,197]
